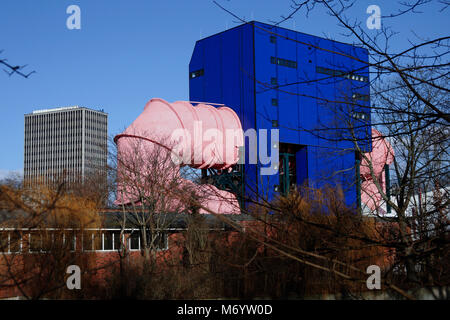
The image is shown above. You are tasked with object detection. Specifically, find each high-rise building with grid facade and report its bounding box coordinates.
[24,106,108,186]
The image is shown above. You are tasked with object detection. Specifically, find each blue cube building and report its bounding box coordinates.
[189,21,371,209]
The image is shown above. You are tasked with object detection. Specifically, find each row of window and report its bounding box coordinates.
[271,85,370,107]
[270,56,298,69]
[25,165,83,171]
[25,162,82,169]
[352,93,370,102]
[352,112,369,121]
[25,144,106,153]
[190,62,367,84]
[85,126,107,133]
[25,158,82,164]
[25,129,83,136]
[271,113,368,126]
[26,116,83,132]
[25,139,83,145]
[26,135,82,142]
[25,148,82,154]
[26,122,106,136]
[316,66,369,83]
[26,129,106,139]
[0,230,168,254]
[24,176,83,186]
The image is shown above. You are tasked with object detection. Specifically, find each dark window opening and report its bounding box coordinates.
[189,69,204,79]
[129,231,140,250]
[94,233,102,251]
[10,232,21,253]
[146,231,168,250]
[352,112,369,121]
[279,143,302,195]
[83,232,93,251]
[113,231,121,250]
[0,232,8,253]
[316,66,368,82]
[352,93,370,102]
[29,232,41,252]
[272,120,279,127]
[270,35,276,43]
[270,56,297,69]
[103,232,113,250]
[42,231,55,252]
[65,231,76,251]
[271,98,278,106]
[271,77,278,85]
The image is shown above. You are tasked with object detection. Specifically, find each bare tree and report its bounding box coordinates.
[112,133,199,267]
[0,179,104,299]
[208,0,449,299]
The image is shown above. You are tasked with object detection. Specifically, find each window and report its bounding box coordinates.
[271,77,278,85]
[270,56,297,69]
[146,231,168,251]
[103,232,113,250]
[113,231,122,250]
[94,233,102,251]
[29,232,41,252]
[0,232,8,253]
[316,66,368,83]
[352,112,369,121]
[128,231,140,250]
[272,120,279,127]
[64,231,76,251]
[271,98,278,106]
[42,231,55,252]
[352,93,370,102]
[82,231,94,251]
[279,143,301,195]
[270,35,277,43]
[189,69,204,79]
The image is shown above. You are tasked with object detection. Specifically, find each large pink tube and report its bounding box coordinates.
[361,129,395,212]
[114,98,243,214]
[114,98,243,170]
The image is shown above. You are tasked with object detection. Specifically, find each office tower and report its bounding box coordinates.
[24,106,108,186]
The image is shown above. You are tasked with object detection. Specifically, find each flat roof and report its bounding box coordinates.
[196,20,368,54]
[25,106,107,116]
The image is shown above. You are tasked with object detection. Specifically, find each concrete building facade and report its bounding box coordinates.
[24,106,108,186]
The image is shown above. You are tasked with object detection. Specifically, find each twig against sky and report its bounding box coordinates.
[0,50,35,78]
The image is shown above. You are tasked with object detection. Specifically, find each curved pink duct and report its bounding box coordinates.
[114,98,243,214]
[360,129,395,212]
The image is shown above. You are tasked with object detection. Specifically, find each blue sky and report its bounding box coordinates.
[0,0,448,177]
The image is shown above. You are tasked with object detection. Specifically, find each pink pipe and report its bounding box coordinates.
[114,98,243,214]
[361,129,395,212]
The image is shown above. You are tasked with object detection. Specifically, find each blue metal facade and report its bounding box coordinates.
[189,21,371,208]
